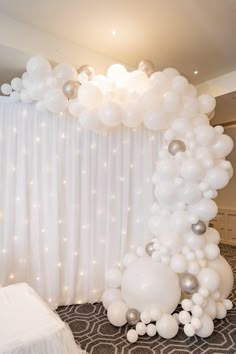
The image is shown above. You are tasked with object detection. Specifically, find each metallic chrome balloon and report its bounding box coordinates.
[138,60,155,77]
[62,80,80,99]
[78,65,95,80]
[179,273,199,295]
[126,308,140,326]
[192,220,206,235]
[168,140,186,156]
[145,242,155,256]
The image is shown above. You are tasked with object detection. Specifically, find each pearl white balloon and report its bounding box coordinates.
[189,199,218,222]
[78,83,103,109]
[106,267,122,288]
[127,329,138,343]
[212,134,234,158]
[180,158,203,181]
[136,322,146,335]
[99,101,123,127]
[27,56,51,81]
[146,323,157,337]
[45,89,68,113]
[205,227,220,245]
[102,288,122,309]
[121,258,181,313]
[11,77,23,92]
[205,166,229,190]
[208,256,234,300]
[198,95,216,114]
[107,301,128,327]
[1,83,12,95]
[53,63,77,84]
[156,314,179,339]
[195,125,216,146]
[196,314,214,338]
[204,244,220,261]
[170,211,191,233]
[198,267,220,292]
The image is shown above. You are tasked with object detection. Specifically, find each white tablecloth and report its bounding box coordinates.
[0,283,85,354]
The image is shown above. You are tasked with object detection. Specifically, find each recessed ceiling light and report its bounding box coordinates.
[112,30,117,36]
[194,70,198,75]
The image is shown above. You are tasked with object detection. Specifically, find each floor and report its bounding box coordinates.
[57,244,236,354]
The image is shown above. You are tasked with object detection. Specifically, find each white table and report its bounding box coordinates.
[0,283,85,354]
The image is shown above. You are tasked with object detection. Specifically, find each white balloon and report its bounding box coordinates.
[148,215,170,236]
[146,323,157,337]
[171,75,188,93]
[78,83,103,109]
[128,70,148,93]
[198,95,216,114]
[180,158,203,181]
[204,244,220,261]
[45,89,68,113]
[156,314,179,339]
[179,310,191,325]
[212,134,234,158]
[136,322,146,335]
[68,99,85,117]
[184,323,195,337]
[216,302,227,319]
[160,232,183,253]
[204,297,217,319]
[107,300,128,327]
[140,311,151,324]
[1,83,12,95]
[27,56,51,81]
[198,267,220,292]
[143,110,168,130]
[163,91,180,113]
[121,258,181,313]
[127,329,138,343]
[205,166,229,190]
[195,125,216,146]
[156,159,177,179]
[155,182,177,205]
[205,227,220,244]
[11,77,23,92]
[10,91,20,102]
[20,89,32,103]
[107,64,127,85]
[196,314,214,338]
[182,96,199,117]
[79,109,103,131]
[162,67,180,79]
[208,256,234,300]
[123,103,143,128]
[184,232,206,250]
[149,72,169,92]
[189,199,218,222]
[99,101,123,127]
[102,288,122,309]
[170,211,191,233]
[178,182,201,204]
[106,267,122,288]
[53,63,77,84]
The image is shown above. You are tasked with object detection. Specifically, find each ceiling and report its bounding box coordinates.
[0,0,236,85]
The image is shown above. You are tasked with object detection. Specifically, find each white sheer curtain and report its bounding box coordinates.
[0,98,163,308]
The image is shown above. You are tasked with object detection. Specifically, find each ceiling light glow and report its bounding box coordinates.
[194,70,198,75]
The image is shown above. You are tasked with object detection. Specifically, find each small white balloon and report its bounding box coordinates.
[136,322,146,335]
[198,267,220,293]
[11,77,23,91]
[156,314,179,339]
[99,101,123,127]
[127,329,138,343]
[204,244,220,261]
[184,323,195,337]
[146,323,157,337]
[198,95,216,114]
[1,83,12,95]
[196,314,214,338]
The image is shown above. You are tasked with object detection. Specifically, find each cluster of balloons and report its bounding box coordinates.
[1,56,234,342]
[1,56,217,134]
[101,67,234,341]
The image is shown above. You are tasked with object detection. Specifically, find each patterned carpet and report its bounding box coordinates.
[57,244,236,354]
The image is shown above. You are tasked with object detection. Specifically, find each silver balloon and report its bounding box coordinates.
[192,220,206,235]
[138,60,155,77]
[179,273,199,295]
[168,140,186,156]
[62,80,80,99]
[126,308,140,326]
[78,65,95,80]
[145,242,155,256]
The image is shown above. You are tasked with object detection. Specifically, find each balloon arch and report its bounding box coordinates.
[1,57,234,342]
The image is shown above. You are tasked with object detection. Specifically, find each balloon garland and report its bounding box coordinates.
[1,57,234,342]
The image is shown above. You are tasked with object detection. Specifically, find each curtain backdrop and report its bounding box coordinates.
[0,98,162,308]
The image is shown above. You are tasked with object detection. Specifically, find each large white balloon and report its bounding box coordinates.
[196,314,214,338]
[106,267,122,288]
[121,258,181,313]
[189,198,218,222]
[27,56,51,81]
[198,267,220,292]
[78,83,103,109]
[208,256,234,300]
[212,134,234,158]
[205,166,229,190]
[102,288,122,309]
